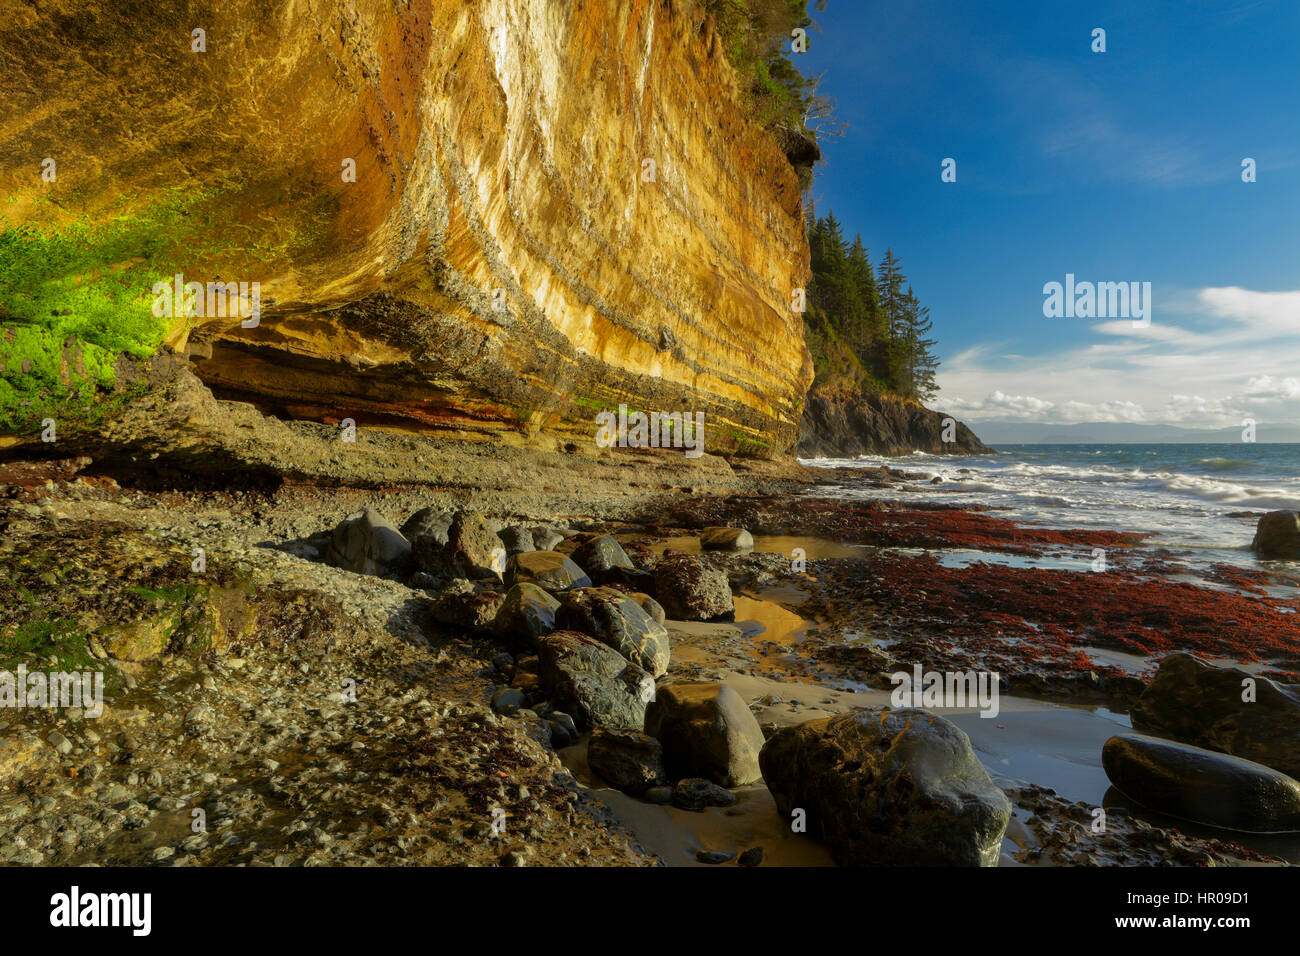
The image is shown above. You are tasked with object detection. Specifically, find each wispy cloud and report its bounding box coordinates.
[939,285,1300,427]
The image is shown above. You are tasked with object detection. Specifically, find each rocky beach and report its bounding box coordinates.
[2,372,1298,869]
[2,0,1298,895]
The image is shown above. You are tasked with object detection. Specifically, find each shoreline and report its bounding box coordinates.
[2,445,1297,867]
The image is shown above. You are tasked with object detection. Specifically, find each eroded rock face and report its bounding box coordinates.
[1131,653,1300,779]
[759,708,1011,866]
[799,385,992,457]
[1,0,812,455]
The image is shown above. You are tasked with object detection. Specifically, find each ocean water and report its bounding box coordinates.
[801,443,1300,572]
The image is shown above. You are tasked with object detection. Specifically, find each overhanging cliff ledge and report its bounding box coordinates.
[0,0,813,458]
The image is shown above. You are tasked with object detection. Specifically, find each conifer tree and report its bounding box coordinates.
[801,220,941,402]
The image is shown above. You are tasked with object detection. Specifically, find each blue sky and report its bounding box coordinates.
[800,0,1300,428]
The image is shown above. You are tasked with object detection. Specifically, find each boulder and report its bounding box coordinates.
[671,777,737,811]
[445,510,505,579]
[1102,733,1300,833]
[645,682,764,786]
[570,535,635,584]
[413,509,502,579]
[326,508,413,576]
[490,687,527,716]
[400,507,453,548]
[547,711,578,747]
[653,551,733,621]
[700,526,754,551]
[530,527,565,551]
[425,580,505,629]
[630,592,666,624]
[1131,652,1300,779]
[536,630,652,731]
[506,551,592,592]
[1251,510,1300,559]
[493,584,561,643]
[497,525,536,556]
[555,587,670,677]
[587,727,668,793]
[759,708,1011,866]
[623,541,659,571]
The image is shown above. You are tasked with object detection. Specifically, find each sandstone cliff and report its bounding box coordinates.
[0,0,813,456]
[798,383,993,458]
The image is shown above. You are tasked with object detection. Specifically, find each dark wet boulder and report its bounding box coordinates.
[653,551,733,621]
[700,527,754,551]
[1251,510,1300,559]
[424,579,505,629]
[530,527,565,551]
[497,525,536,556]
[645,682,764,787]
[671,777,738,811]
[326,508,414,577]
[546,711,578,747]
[556,587,670,677]
[490,687,527,716]
[493,584,560,643]
[759,708,1011,866]
[630,592,666,625]
[536,630,652,731]
[587,727,668,793]
[505,551,592,592]
[570,535,635,584]
[1131,653,1300,779]
[413,509,503,579]
[1102,733,1300,833]
[400,507,453,548]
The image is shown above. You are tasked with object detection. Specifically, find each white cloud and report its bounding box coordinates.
[1197,287,1300,335]
[937,286,1300,428]
[1060,400,1146,423]
[1243,375,1300,401]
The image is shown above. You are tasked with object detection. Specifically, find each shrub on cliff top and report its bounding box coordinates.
[702,0,834,143]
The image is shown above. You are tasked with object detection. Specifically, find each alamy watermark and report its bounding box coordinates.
[891,664,1000,718]
[50,886,150,936]
[595,404,704,458]
[1043,274,1150,327]
[0,666,104,717]
[151,273,261,328]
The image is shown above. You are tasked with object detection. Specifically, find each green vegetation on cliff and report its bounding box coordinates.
[804,211,940,402]
[702,0,834,173]
[0,190,199,432]
[0,184,327,435]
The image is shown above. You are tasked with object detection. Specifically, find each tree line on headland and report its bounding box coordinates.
[702,0,943,403]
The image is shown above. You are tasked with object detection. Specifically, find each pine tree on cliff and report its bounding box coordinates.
[875,248,908,389]
[845,235,879,361]
[809,212,847,318]
[898,287,940,401]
